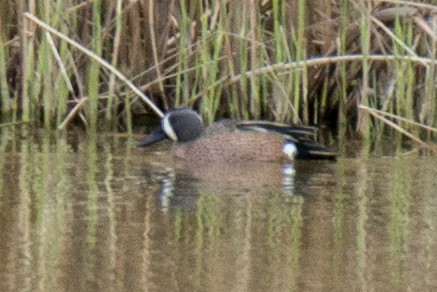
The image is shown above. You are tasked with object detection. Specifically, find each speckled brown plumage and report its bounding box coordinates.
[173,130,288,163]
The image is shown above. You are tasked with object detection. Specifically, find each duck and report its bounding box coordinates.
[138,108,336,163]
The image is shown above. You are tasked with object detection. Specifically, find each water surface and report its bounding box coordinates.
[0,130,436,291]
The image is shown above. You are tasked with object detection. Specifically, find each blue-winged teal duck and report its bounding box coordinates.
[139,108,336,162]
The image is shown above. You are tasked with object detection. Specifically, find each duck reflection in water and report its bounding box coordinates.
[155,162,296,211]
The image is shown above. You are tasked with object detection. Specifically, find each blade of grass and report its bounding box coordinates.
[359,105,426,145]
[359,105,437,133]
[106,0,123,125]
[0,31,11,119]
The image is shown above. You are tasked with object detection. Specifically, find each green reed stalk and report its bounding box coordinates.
[403,33,416,145]
[53,0,70,127]
[271,0,292,122]
[237,8,250,119]
[222,33,239,119]
[272,0,284,62]
[337,0,349,153]
[38,1,54,127]
[213,2,237,118]
[198,0,212,121]
[39,38,54,127]
[87,0,103,132]
[0,33,11,120]
[359,0,372,155]
[295,0,306,124]
[248,3,261,118]
[0,0,10,120]
[424,39,437,141]
[55,40,70,128]
[106,0,123,127]
[21,1,36,123]
[175,0,191,107]
[393,10,415,152]
[258,31,269,120]
[199,2,224,124]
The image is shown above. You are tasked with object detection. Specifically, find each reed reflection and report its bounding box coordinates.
[0,134,435,292]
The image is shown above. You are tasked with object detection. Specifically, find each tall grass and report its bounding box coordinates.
[358,0,372,155]
[0,0,436,154]
[392,9,415,153]
[174,0,191,108]
[105,0,123,127]
[336,0,350,155]
[87,0,103,133]
[0,30,12,120]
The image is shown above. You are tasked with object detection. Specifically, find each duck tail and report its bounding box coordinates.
[294,141,337,160]
[236,121,336,160]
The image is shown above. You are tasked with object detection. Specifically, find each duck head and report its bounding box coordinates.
[138,109,205,147]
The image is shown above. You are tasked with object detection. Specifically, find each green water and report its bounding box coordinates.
[0,130,436,291]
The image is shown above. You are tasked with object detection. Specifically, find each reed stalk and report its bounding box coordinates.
[105,0,123,126]
[393,9,415,152]
[248,0,260,119]
[271,0,290,122]
[337,0,349,154]
[0,32,10,120]
[358,0,372,154]
[292,0,306,124]
[174,0,191,108]
[87,0,103,132]
[21,1,36,122]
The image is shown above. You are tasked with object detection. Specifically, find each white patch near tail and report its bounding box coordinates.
[283,142,297,160]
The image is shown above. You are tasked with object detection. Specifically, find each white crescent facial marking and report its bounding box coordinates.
[162,114,178,141]
[283,142,297,159]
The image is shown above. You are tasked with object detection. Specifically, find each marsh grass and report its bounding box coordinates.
[0,33,12,120]
[1,0,437,155]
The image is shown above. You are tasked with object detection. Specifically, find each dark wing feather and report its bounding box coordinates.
[236,120,336,160]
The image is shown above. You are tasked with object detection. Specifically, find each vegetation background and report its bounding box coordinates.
[0,0,436,154]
